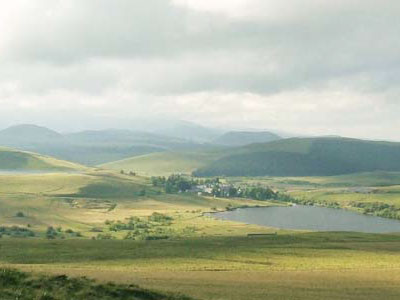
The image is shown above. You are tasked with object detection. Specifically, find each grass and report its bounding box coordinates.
[226,172,400,220]
[0,233,399,299]
[100,150,224,176]
[194,137,400,177]
[0,147,87,172]
[0,268,191,300]
[227,171,400,188]
[0,169,277,238]
[1,168,400,299]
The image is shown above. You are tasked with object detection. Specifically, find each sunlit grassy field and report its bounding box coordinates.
[0,169,278,238]
[100,150,224,176]
[1,233,399,300]
[291,187,400,207]
[0,146,87,171]
[1,169,400,299]
[226,171,400,189]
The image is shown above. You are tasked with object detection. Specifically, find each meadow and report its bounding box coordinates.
[226,172,400,220]
[101,150,224,176]
[1,165,400,299]
[0,233,399,299]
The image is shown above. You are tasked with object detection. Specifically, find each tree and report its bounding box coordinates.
[228,186,238,197]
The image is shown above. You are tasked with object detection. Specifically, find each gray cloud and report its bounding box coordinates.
[0,0,399,139]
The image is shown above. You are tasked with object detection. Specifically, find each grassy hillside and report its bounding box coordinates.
[101,150,225,176]
[194,137,400,177]
[0,147,86,172]
[0,168,273,238]
[0,268,191,300]
[227,171,400,190]
[213,131,281,146]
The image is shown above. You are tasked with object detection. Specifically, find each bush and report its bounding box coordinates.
[15,212,25,218]
[148,212,173,224]
[144,235,169,240]
[46,226,59,239]
[0,226,35,238]
[96,233,115,240]
[0,269,27,287]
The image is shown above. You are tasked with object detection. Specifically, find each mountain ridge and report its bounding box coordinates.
[193,137,400,177]
[213,131,281,146]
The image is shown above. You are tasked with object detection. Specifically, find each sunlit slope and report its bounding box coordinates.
[0,147,87,171]
[194,137,400,177]
[231,171,400,188]
[0,169,271,238]
[100,150,225,176]
[0,171,157,231]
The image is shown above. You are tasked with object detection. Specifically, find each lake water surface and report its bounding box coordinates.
[207,205,400,233]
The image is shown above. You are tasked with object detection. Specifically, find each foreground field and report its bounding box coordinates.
[0,268,191,300]
[1,233,399,300]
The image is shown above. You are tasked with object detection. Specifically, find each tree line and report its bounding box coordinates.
[151,174,294,202]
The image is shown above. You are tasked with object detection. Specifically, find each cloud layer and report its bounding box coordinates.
[0,0,399,139]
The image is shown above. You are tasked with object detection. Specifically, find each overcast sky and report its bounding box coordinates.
[0,0,399,139]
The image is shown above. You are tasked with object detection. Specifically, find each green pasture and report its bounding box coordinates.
[100,150,223,176]
[0,233,399,300]
[0,159,400,299]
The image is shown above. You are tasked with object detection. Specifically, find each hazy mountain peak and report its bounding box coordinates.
[213,130,281,146]
[0,124,62,139]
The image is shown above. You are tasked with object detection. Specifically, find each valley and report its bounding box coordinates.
[2,2,398,298]
[0,130,400,299]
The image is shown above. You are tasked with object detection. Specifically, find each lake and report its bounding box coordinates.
[207,205,400,233]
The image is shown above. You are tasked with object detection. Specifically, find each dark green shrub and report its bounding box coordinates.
[15,212,25,218]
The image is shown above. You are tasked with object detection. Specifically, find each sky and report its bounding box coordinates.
[0,0,399,139]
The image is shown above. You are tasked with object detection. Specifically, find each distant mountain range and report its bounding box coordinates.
[212,131,281,146]
[150,120,224,143]
[1,124,400,178]
[0,124,209,165]
[0,124,286,166]
[0,124,63,144]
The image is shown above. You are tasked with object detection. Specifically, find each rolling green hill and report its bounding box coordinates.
[101,150,225,176]
[0,147,86,172]
[213,131,281,146]
[193,137,400,177]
